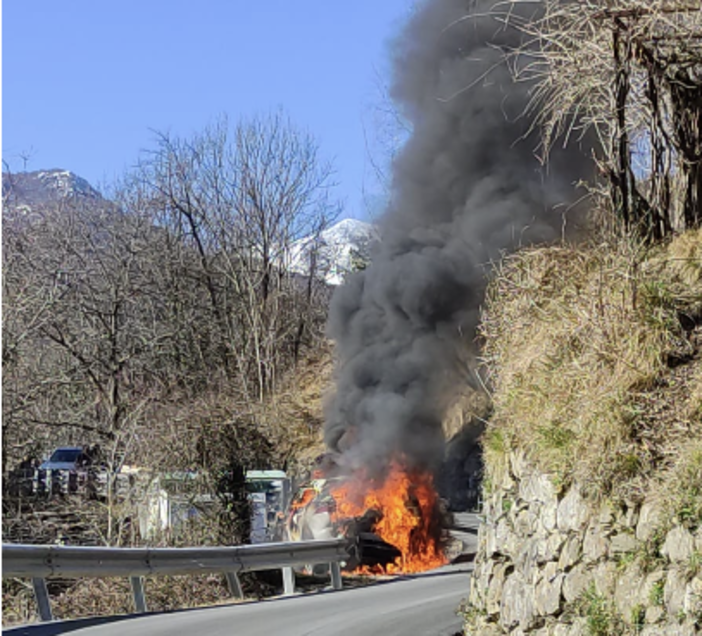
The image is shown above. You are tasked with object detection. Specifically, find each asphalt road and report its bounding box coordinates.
[5,514,480,636]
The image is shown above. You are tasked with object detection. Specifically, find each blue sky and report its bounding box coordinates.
[3,1,413,220]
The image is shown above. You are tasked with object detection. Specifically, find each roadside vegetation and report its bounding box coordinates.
[469,2,702,632]
[4,0,702,629]
[481,228,702,510]
[478,0,702,517]
[2,112,336,625]
[3,111,336,510]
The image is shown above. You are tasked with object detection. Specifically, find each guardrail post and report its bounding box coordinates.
[130,576,148,613]
[225,571,243,599]
[330,562,342,590]
[31,577,53,622]
[282,566,295,596]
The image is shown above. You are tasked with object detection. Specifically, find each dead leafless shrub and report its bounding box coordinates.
[504,0,702,240]
[2,579,37,627]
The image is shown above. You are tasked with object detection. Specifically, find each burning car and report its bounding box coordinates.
[284,458,448,575]
[284,476,401,574]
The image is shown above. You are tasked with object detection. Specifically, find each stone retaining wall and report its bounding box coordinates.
[463,452,702,635]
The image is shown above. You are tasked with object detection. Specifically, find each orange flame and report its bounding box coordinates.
[290,487,316,511]
[330,460,447,574]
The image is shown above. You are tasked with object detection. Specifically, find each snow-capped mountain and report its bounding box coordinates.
[290,218,379,286]
[2,169,103,209]
[2,170,378,287]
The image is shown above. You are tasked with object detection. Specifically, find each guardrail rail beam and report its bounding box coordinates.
[3,538,350,621]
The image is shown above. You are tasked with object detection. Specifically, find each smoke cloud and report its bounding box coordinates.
[324,0,591,474]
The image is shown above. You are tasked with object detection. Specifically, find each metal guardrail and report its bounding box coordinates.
[3,539,350,622]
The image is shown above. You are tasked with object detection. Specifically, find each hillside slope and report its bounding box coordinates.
[464,229,702,634]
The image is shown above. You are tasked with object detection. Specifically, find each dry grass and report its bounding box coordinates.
[480,228,702,504]
[2,573,267,628]
[656,438,702,527]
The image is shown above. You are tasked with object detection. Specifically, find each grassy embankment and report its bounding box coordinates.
[480,228,702,522]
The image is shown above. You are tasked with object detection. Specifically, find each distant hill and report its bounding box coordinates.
[2,169,103,210]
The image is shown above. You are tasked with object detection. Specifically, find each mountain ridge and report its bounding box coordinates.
[2,169,103,209]
[2,169,378,285]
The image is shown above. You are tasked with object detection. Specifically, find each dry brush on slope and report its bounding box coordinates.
[480,228,702,505]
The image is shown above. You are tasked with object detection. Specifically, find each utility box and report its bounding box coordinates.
[245,470,290,544]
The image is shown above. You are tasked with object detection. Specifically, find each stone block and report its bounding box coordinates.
[471,558,493,607]
[636,499,663,542]
[565,618,587,635]
[558,535,582,570]
[661,526,695,563]
[485,561,509,616]
[557,487,589,533]
[537,531,566,565]
[534,561,564,616]
[644,604,664,624]
[593,561,617,596]
[484,521,498,558]
[664,567,687,615]
[684,575,702,618]
[519,472,557,506]
[515,508,539,537]
[582,523,609,562]
[467,578,482,607]
[562,563,593,603]
[515,539,540,584]
[541,499,558,534]
[495,517,518,558]
[610,532,638,554]
[597,501,616,528]
[500,572,537,631]
[613,565,644,620]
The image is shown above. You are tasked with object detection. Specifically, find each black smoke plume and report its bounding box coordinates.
[325,0,591,474]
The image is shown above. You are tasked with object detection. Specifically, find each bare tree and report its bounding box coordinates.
[2,110,338,548]
[134,112,339,401]
[505,0,702,240]
[2,198,169,542]
[3,210,73,465]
